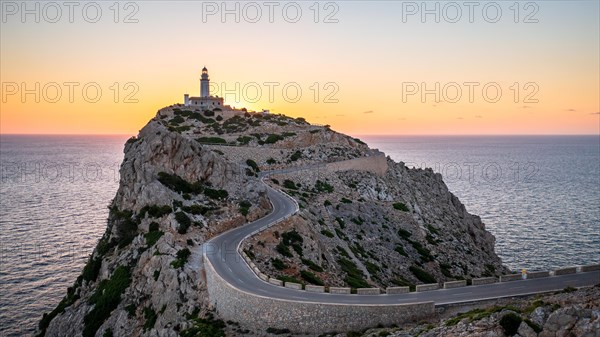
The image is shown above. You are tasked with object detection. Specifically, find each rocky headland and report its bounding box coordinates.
[37,106,597,337]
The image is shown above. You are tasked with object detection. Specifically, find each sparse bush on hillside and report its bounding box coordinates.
[300,270,324,286]
[171,248,191,269]
[239,200,252,216]
[315,180,334,193]
[282,179,297,190]
[204,188,228,200]
[175,212,191,234]
[338,257,369,288]
[409,266,436,283]
[157,172,203,194]
[196,137,227,144]
[271,258,288,270]
[83,266,132,337]
[393,202,410,212]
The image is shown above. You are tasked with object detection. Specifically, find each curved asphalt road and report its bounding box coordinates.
[203,178,600,306]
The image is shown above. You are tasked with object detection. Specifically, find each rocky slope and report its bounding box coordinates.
[348,285,600,337]
[39,106,510,336]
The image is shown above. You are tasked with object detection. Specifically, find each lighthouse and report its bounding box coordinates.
[184,67,225,109]
[200,66,210,98]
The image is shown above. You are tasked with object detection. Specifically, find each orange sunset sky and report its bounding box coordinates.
[1,1,598,136]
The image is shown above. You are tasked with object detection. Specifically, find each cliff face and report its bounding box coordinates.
[39,106,507,337]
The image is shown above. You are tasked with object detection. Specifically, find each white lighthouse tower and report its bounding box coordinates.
[184,66,225,109]
[200,66,210,97]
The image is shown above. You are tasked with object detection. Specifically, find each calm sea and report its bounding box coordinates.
[1,134,598,336]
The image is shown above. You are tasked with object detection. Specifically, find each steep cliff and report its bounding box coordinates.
[39,106,508,337]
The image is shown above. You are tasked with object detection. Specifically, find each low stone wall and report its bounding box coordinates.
[305,285,325,293]
[416,283,439,292]
[472,277,497,285]
[582,264,600,272]
[527,271,550,279]
[204,257,435,334]
[500,274,522,282]
[325,154,388,176]
[285,282,302,290]
[444,280,467,289]
[330,287,351,294]
[357,288,381,295]
[268,278,283,286]
[386,287,410,294]
[555,267,577,275]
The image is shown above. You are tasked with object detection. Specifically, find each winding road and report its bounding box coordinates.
[203,174,600,307]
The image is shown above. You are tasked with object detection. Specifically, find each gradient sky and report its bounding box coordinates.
[1,1,598,135]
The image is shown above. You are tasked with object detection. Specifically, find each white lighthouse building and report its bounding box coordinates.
[184,67,224,109]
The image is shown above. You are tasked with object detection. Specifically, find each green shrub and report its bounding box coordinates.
[315,180,334,193]
[196,137,227,144]
[139,205,172,219]
[301,258,324,272]
[143,306,157,331]
[271,258,288,270]
[426,224,440,235]
[289,150,302,161]
[394,245,408,257]
[237,136,252,145]
[181,204,209,215]
[81,256,102,282]
[83,266,132,337]
[110,208,138,248]
[276,242,292,257]
[393,202,409,212]
[157,172,203,194]
[335,217,346,229]
[338,258,369,288]
[148,222,160,232]
[281,230,303,245]
[323,200,332,207]
[239,200,252,216]
[171,248,191,269]
[277,275,302,284]
[300,270,324,286]
[246,159,260,172]
[321,229,334,238]
[341,198,353,204]
[282,179,297,190]
[409,266,436,283]
[204,188,228,200]
[145,230,164,247]
[499,312,522,336]
[410,241,433,262]
[266,327,290,335]
[397,228,412,239]
[265,134,284,144]
[365,261,381,275]
[175,212,192,234]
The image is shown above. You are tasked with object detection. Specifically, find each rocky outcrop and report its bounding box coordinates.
[356,285,600,337]
[39,105,511,336]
